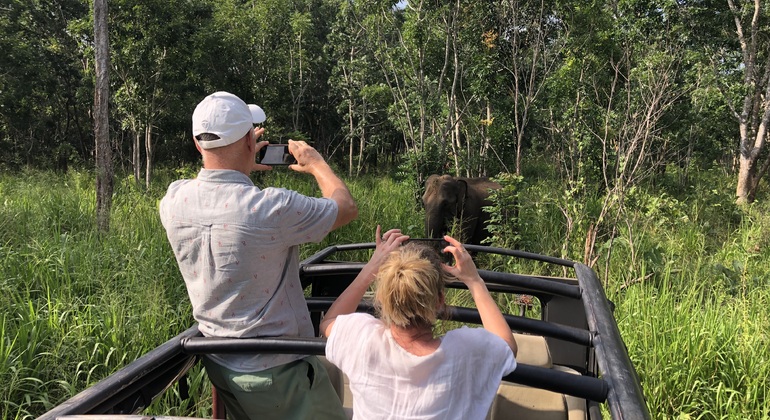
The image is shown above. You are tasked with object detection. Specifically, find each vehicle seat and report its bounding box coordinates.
[512,333,553,368]
[486,333,587,420]
[319,355,353,419]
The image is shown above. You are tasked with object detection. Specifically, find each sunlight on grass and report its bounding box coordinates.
[1,168,769,419]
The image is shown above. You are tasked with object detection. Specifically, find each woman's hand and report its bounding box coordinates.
[441,235,482,285]
[320,225,408,337]
[441,235,517,355]
[368,225,410,271]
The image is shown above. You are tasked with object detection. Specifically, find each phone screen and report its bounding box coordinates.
[259,144,297,165]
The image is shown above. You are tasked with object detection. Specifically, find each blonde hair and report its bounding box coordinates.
[374,243,448,329]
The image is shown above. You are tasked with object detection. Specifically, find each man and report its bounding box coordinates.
[159,91,357,419]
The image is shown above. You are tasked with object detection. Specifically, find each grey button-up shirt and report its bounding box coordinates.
[160,169,337,371]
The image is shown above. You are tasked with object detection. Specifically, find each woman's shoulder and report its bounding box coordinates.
[442,327,516,371]
[444,326,507,347]
[338,312,376,322]
[326,313,385,361]
[334,312,383,332]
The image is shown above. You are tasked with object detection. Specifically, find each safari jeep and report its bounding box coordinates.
[41,241,650,420]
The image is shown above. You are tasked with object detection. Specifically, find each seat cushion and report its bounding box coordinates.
[512,333,552,368]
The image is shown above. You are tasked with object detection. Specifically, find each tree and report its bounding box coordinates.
[94,0,112,232]
[544,0,687,267]
[495,0,564,177]
[110,0,214,188]
[0,0,91,169]
[327,1,380,176]
[724,0,770,204]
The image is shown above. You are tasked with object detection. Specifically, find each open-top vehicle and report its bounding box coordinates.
[41,241,650,420]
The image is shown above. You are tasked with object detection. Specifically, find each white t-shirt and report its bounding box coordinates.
[326,313,517,420]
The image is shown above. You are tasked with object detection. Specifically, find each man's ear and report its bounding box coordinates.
[193,136,203,153]
[244,131,255,152]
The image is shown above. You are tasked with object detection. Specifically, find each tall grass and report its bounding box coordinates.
[0,170,195,418]
[0,166,768,419]
[0,168,420,419]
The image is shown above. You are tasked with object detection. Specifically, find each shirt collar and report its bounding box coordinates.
[197,169,255,186]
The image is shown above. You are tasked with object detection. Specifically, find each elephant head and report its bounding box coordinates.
[422,174,501,245]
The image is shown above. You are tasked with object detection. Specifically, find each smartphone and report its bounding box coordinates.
[259,144,297,165]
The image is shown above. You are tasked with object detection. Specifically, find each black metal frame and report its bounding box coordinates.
[40,242,650,420]
[39,325,201,419]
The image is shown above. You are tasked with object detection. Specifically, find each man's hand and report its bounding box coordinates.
[250,129,272,173]
[285,139,358,230]
[287,140,325,174]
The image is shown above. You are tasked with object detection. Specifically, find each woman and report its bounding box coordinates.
[321,226,518,419]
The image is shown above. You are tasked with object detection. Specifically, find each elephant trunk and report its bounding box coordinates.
[425,211,445,239]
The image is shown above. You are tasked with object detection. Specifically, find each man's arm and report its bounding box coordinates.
[288,140,358,230]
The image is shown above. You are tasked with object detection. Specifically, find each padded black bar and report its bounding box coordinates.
[301,264,581,299]
[182,336,326,354]
[299,242,376,265]
[502,364,608,403]
[301,262,366,275]
[447,306,593,346]
[575,263,650,419]
[304,298,593,346]
[306,297,375,315]
[477,269,582,299]
[303,242,577,268]
[299,245,342,264]
[181,336,608,402]
[463,244,576,267]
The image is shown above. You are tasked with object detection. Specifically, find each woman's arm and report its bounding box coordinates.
[320,226,409,337]
[442,236,518,356]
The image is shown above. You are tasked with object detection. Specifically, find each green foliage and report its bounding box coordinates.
[619,271,770,418]
[396,139,447,183]
[3,0,770,416]
[0,0,753,200]
[484,172,523,250]
[3,167,770,419]
[0,0,92,170]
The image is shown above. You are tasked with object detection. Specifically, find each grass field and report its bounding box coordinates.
[1,166,768,419]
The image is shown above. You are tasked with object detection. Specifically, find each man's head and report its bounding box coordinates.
[192,91,266,150]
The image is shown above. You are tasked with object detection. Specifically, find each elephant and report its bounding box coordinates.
[422,174,502,245]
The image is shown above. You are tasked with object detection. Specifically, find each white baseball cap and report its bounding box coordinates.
[192,91,266,149]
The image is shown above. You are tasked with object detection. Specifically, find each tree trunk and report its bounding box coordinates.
[482,100,492,175]
[348,95,354,178]
[357,124,365,176]
[728,0,770,204]
[736,154,755,204]
[133,127,141,184]
[145,124,153,189]
[94,0,112,233]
